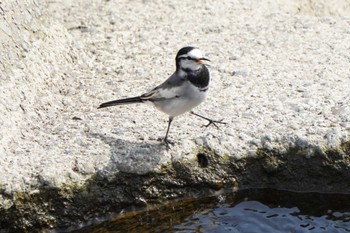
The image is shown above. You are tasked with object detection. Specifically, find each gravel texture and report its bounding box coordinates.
[1,0,350,212]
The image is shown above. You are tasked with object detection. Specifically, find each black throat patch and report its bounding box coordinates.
[183,66,210,89]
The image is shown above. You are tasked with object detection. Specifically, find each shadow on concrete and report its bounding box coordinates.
[89,133,168,175]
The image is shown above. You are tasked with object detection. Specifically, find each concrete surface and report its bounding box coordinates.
[0,0,350,231]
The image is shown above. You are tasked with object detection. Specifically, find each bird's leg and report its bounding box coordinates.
[158,116,175,147]
[190,111,227,129]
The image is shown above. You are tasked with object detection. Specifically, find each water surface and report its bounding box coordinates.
[71,189,350,233]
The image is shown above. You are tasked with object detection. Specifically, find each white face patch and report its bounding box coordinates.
[187,48,203,60]
[178,48,205,71]
[177,48,203,60]
[179,59,201,70]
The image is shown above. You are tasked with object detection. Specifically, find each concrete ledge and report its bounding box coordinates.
[1,143,350,231]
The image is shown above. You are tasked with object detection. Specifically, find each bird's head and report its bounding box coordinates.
[175,46,210,72]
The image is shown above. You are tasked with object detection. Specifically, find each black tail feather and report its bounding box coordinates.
[98,96,143,109]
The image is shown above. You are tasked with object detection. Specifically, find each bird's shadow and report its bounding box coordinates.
[88,133,169,175]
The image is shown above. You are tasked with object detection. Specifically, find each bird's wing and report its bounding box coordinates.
[141,72,187,101]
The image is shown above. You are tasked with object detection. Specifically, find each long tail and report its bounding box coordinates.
[97,96,143,109]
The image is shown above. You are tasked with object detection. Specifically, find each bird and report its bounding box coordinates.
[98,46,226,147]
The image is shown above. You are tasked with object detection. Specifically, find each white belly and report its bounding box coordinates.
[152,85,208,117]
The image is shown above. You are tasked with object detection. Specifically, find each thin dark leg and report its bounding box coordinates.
[163,116,174,147]
[190,111,227,128]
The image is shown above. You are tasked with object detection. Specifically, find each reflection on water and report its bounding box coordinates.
[175,201,350,233]
[174,189,350,233]
[70,189,350,233]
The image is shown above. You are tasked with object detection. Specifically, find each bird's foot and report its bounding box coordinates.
[202,118,227,129]
[157,137,175,148]
[190,111,228,129]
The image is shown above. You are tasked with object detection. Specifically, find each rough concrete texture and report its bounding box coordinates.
[0,0,350,231]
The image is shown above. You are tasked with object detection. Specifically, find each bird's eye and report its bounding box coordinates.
[178,56,194,60]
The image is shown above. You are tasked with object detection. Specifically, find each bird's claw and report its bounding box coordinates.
[191,111,227,129]
[202,119,227,129]
[158,137,175,148]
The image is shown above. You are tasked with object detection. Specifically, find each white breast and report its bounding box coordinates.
[152,82,208,117]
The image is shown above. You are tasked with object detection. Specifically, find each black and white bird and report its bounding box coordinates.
[98,46,226,146]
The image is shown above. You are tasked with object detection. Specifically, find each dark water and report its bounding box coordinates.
[70,189,350,233]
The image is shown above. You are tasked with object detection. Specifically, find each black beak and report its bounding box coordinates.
[200,57,210,62]
[196,57,210,64]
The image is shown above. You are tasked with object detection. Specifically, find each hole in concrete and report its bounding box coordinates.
[197,153,209,168]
